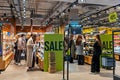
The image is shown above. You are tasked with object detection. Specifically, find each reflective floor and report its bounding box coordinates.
[0,60,113,80]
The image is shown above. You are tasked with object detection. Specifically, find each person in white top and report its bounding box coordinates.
[17,34,25,65]
[26,34,36,71]
[76,35,84,65]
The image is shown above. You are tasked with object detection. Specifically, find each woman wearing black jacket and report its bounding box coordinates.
[91,34,102,73]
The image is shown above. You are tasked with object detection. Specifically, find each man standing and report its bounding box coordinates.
[27,34,36,71]
[17,34,24,65]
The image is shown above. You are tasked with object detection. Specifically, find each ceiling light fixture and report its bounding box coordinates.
[73,4,77,8]
[81,0,84,2]
[24,9,25,12]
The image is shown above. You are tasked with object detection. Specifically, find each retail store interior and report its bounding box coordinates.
[0,0,120,80]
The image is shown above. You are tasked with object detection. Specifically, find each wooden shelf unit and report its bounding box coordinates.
[36,54,44,70]
[0,52,14,71]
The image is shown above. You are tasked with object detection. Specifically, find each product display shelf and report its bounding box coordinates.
[0,30,15,71]
[36,53,44,71]
[0,52,14,71]
[83,34,95,64]
[36,35,44,70]
[114,35,120,61]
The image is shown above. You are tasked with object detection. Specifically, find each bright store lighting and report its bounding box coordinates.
[117,6,120,10]
[24,9,25,12]
[62,12,65,15]
[81,0,84,2]
[73,4,77,8]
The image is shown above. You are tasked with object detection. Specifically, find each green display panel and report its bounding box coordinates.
[44,34,63,72]
[100,34,112,52]
[100,34,113,67]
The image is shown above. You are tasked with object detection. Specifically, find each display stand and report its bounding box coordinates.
[36,34,63,72]
[37,34,44,70]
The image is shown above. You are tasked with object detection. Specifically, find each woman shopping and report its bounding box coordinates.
[91,34,102,73]
[76,35,84,65]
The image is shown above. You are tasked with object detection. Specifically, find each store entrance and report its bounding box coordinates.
[113,30,120,80]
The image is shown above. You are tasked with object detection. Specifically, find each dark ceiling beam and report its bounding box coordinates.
[43,1,64,23]
[80,4,120,20]
[0,9,11,10]
[0,6,15,8]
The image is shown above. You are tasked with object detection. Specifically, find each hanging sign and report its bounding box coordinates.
[109,12,118,23]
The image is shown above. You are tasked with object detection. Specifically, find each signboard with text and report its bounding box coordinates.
[100,34,112,51]
[44,34,63,72]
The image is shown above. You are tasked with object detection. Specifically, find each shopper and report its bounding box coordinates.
[14,35,19,64]
[91,34,102,73]
[64,36,69,61]
[64,36,69,54]
[27,34,36,71]
[76,35,84,65]
[21,34,27,60]
[69,34,76,63]
[17,34,25,65]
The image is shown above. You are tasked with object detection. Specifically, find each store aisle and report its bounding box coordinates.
[0,60,113,80]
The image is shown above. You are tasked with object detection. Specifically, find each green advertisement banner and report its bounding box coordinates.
[44,34,63,72]
[100,34,112,51]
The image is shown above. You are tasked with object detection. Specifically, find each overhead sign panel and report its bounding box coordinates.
[109,12,118,23]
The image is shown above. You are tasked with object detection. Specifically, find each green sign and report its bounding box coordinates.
[44,34,63,72]
[100,34,112,51]
[109,12,118,23]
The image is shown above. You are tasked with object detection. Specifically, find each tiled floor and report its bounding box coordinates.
[0,60,114,80]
